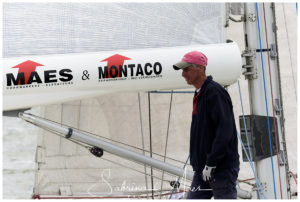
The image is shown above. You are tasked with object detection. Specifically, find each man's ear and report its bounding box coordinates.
[199,65,205,72]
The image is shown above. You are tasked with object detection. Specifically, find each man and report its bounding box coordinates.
[173,51,240,199]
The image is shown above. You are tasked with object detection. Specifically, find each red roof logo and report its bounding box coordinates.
[12,60,44,84]
[101,54,131,78]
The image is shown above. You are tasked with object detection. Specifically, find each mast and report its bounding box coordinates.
[242,3,290,199]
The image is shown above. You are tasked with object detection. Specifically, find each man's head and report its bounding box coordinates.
[173,51,208,88]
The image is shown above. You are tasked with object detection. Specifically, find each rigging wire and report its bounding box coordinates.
[236,129,266,199]
[137,92,149,197]
[160,90,173,199]
[148,92,155,199]
[282,3,297,103]
[256,3,277,198]
[262,3,283,199]
[237,81,266,199]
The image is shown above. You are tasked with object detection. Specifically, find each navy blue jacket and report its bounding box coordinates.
[190,76,239,173]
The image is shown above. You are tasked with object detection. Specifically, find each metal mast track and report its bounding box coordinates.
[18,112,251,199]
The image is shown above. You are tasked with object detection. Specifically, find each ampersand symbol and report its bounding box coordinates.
[82,70,90,80]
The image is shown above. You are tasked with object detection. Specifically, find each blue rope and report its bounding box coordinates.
[237,80,263,198]
[225,86,265,199]
[237,81,253,162]
[236,130,266,199]
[236,81,266,199]
[255,3,277,199]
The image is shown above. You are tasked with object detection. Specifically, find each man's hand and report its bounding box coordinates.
[202,165,216,182]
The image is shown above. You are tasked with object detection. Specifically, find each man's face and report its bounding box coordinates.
[181,65,203,85]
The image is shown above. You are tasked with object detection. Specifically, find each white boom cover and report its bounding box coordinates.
[4,43,241,111]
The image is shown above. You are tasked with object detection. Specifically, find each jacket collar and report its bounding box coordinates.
[195,75,212,94]
[200,75,212,91]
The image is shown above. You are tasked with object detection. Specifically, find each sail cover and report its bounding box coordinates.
[3,3,227,198]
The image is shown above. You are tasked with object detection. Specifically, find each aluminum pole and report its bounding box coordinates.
[243,2,290,199]
[19,112,193,180]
